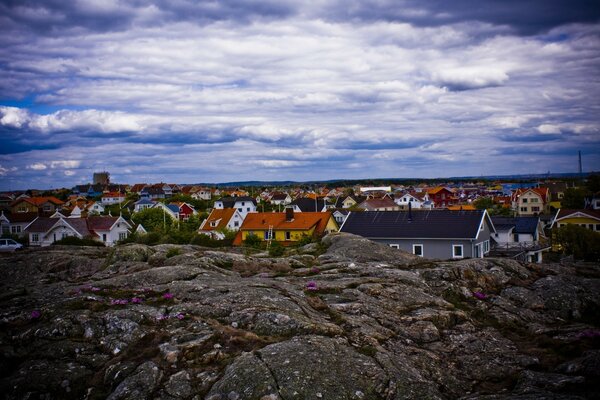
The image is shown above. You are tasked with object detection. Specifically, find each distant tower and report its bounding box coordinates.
[578,151,583,180]
[93,171,110,185]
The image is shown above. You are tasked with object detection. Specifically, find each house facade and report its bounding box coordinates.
[490,216,550,263]
[551,209,600,232]
[101,192,126,205]
[214,196,257,219]
[198,208,245,239]
[340,210,495,259]
[25,216,131,247]
[512,188,550,216]
[426,187,457,208]
[10,197,64,215]
[233,210,338,246]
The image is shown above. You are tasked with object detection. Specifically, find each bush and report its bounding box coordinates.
[554,225,600,261]
[166,248,182,258]
[189,233,232,247]
[52,236,105,247]
[268,241,285,257]
[243,233,263,249]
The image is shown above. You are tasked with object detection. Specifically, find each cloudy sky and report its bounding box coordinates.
[1,0,599,190]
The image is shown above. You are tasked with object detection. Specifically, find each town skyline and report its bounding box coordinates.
[1,1,599,190]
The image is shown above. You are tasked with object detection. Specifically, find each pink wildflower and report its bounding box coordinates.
[110,299,129,305]
[156,315,169,321]
[131,297,143,304]
[163,293,174,300]
[473,291,487,300]
[311,267,320,274]
[176,313,185,320]
[306,281,318,291]
[90,287,101,292]
[30,310,41,319]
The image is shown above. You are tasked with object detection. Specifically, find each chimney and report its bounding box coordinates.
[285,207,294,221]
[408,201,412,222]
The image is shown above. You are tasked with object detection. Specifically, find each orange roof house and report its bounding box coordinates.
[233,210,338,246]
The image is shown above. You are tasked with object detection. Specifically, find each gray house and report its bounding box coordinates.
[340,210,495,259]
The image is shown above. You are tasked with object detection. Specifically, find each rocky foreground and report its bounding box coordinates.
[0,233,598,400]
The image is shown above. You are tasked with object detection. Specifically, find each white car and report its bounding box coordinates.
[0,238,23,252]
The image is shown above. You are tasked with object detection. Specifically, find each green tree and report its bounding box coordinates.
[554,225,600,261]
[473,197,494,210]
[585,173,600,193]
[562,188,588,209]
[132,207,173,233]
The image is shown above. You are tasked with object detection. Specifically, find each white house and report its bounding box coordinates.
[213,196,257,220]
[87,202,105,215]
[24,216,131,247]
[191,188,212,201]
[101,192,126,205]
[152,202,180,221]
[394,193,425,209]
[134,198,156,213]
[198,208,245,239]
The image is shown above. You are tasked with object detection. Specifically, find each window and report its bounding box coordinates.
[234,221,239,227]
[32,233,39,243]
[238,208,242,212]
[210,221,217,227]
[62,233,68,239]
[412,244,423,257]
[483,240,490,253]
[452,245,463,258]
[43,205,52,212]
[389,244,400,249]
[596,224,600,231]
[247,208,250,212]
[1,225,9,234]
[264,231,273,240]
[589,224,594,230]
[11,226,21,234]
[102,234,107,242]
[531,198,538,203]
[522,198,528,203]
[285,231,291,240]
[514,233,519,242]
[119,232,127,240]
[531,206,540,212]
[520,207,528,212]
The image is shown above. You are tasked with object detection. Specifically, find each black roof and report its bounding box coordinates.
[340,210,490,239]
[218,196,257,208]
[290,198,331,212]
[491,217,539,235]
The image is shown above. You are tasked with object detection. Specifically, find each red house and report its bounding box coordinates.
[426,187,457,208]
[172,202,196,221]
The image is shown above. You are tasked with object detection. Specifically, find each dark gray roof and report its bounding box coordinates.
[491,217,539,235]
[340,210,490,239]
[290,198,329,212]
[218,196,257,208]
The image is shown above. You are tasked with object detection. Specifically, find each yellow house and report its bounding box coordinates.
[551,209,600,232]
[233,210,338,245]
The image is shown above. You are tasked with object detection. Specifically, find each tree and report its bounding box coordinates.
[132,207,173,233]
[554,225,600,261]
[586,173,600,193]
[473,197,494,210]
[562,188,588,209]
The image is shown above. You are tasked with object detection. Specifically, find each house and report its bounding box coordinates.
[511,188,550,216]
[198,208,245,239]
[332,209,350,225]
[357,197,400,211]
[152,203,180,220]
[489,216,550,263]
[336,195,367,209]
[340,210,495,259]
[288,198,331,212]
[0,195,14,211]
[213,196,257,219]
[172,202,196,221]
[87,202,105,215]
[25,215,131,246]
[269,192,292,206]
[550,209,600,232]
[140,187,166,200]
[1,212,38,237]
[446,204,477,211]
[191,188,212,201]
[233,209,338,246]
[101,192,126,205]
[394,193,425,210]
[10,196,64,215]
[426,187,457,208]
[134,198,156,213]
[72,184,105,198]
[130,183,148,195]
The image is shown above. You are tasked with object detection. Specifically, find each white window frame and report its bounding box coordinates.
[412,244,424,257]
[452,244,464,259]
[119,232,127,240]
[285,231,291,240]
[32,233,39,243]
[389,244,400,249]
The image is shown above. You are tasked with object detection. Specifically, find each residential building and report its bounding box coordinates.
[101,192,126,205]
[134,198,156,213]
[25,215,131,246]
[340,210,495,259]
[511,188,550,216]
[288,198,331,212]
[489,216,550,263]
[10,197,64,215]
[198,208,245,239]
[551,209,600,232]
[214,196,257,219]
[426,187,457,208]
[233,210,338,246]
[357,197,399,211]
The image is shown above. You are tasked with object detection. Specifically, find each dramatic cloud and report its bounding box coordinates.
[0,1,599,189]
